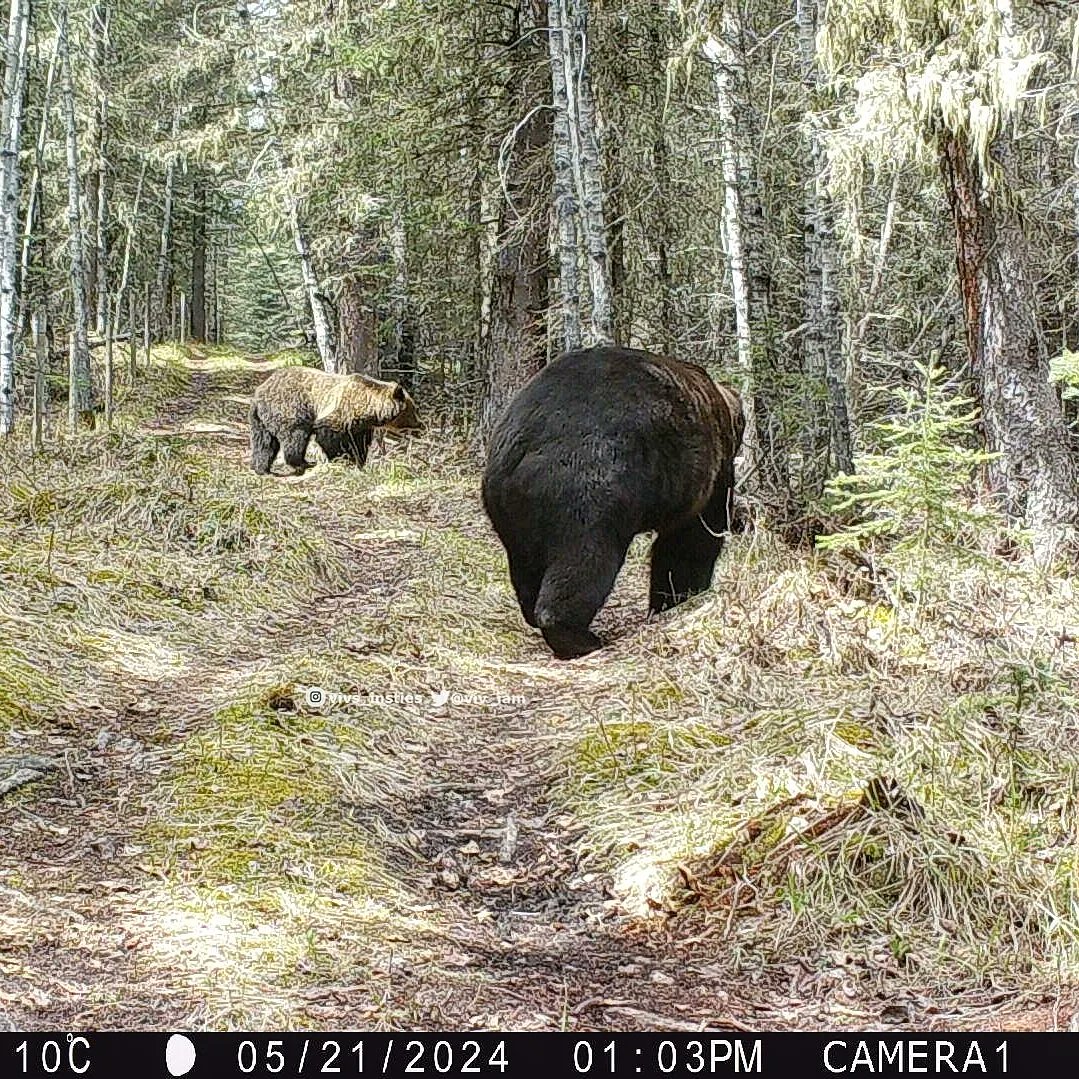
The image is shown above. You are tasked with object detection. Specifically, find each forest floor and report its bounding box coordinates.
[1,345,1078,1032]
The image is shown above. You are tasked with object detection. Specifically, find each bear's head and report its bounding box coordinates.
[351,375,421,432]
[385,382,421,431]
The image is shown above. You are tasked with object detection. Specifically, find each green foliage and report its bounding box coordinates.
[818,361,1001,613]
[219,223,306,353]
[1049,348,1079,401]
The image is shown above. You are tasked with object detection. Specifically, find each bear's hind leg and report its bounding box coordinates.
[506,549,544,627]
[648,466,732,612]
[534,538,629,659]
[250,407,280,475]
[281,428,312,475]
[649,524,719,612]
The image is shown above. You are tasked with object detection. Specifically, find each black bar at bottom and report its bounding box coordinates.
[1,1032,1072,1078]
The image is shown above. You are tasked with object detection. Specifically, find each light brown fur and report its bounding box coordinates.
[249,366,420,475]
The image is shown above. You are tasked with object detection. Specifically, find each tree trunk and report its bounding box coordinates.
[849,167,898,416]
[653,128,673,354]
[650,10,675,354]
[212,232,221,344]
[16,38,58,348]
[704,13,791,514]
[0,0,31,436]
[548,0,582,352]
[818,200,852,474]
[190,172,207,342]
[554,0,611,345]
[154,110,180,340]
[91,2,109,337]
[940,131,1077,552]
[58,1,93,421]
[103,308,113,426]
[112,157,147,335]
[387,206,415,388]
[796,0,853,489]
[336,267,379,376]
[286,192,335,369]
[30,308,44,450]
[474,0,551,448]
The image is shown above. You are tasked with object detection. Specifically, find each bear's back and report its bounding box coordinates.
[488,346,732,466]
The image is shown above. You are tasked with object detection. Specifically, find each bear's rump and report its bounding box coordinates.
[488,433,714,545]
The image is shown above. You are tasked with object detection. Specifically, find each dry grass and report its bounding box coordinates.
[1,343,1077,1030]
[555,531,1079,996]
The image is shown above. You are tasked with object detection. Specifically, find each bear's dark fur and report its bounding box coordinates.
[481,346,744,659]
[250,366,420,475]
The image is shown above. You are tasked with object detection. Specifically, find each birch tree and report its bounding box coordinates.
[112,157,147,342]
[15,39,57,347]
[700,6,792,512]
[287,191,336,370]
[0,0,30,436]
[58,0,93,421]
[548,0,612,346]
[548,0,582,353]
[797,0,853,485]
[90,2,110,337]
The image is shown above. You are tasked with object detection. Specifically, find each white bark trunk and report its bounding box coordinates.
[849,167,898,402]
[268,136,336,369]
[704,15,790,503]
[59,1,93,420]
[0,0,30,436]
[288,193,336,371]
[16,39,58,347]
[92,2,109,337]
[112,157,147,332]
[548,0,582,352]
[556,0,611,345]
[30,308,44,450]
[797,0,852,482]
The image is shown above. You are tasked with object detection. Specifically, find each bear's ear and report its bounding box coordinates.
[392,382,406,401]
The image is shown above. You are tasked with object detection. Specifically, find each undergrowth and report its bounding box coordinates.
[3,343,1077,1024]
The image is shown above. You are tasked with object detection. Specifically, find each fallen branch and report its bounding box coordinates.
[0,755,59,798]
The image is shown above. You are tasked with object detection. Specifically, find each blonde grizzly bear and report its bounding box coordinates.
[250,367,420,475]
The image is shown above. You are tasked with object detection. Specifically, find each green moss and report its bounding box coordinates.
[570,718,734,795]
[834,720,877,749]
[634,680,686,711]
[148,694,375,898]
[0,646,64,727]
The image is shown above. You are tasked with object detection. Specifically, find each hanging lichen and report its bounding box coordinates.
[819,0,1051,186]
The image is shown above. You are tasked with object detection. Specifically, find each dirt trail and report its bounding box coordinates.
[1,348,763,1033]
[5,349,1069,1033]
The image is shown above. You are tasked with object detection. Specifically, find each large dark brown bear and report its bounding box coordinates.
[250,366,420,475]
[481,346,744,659]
